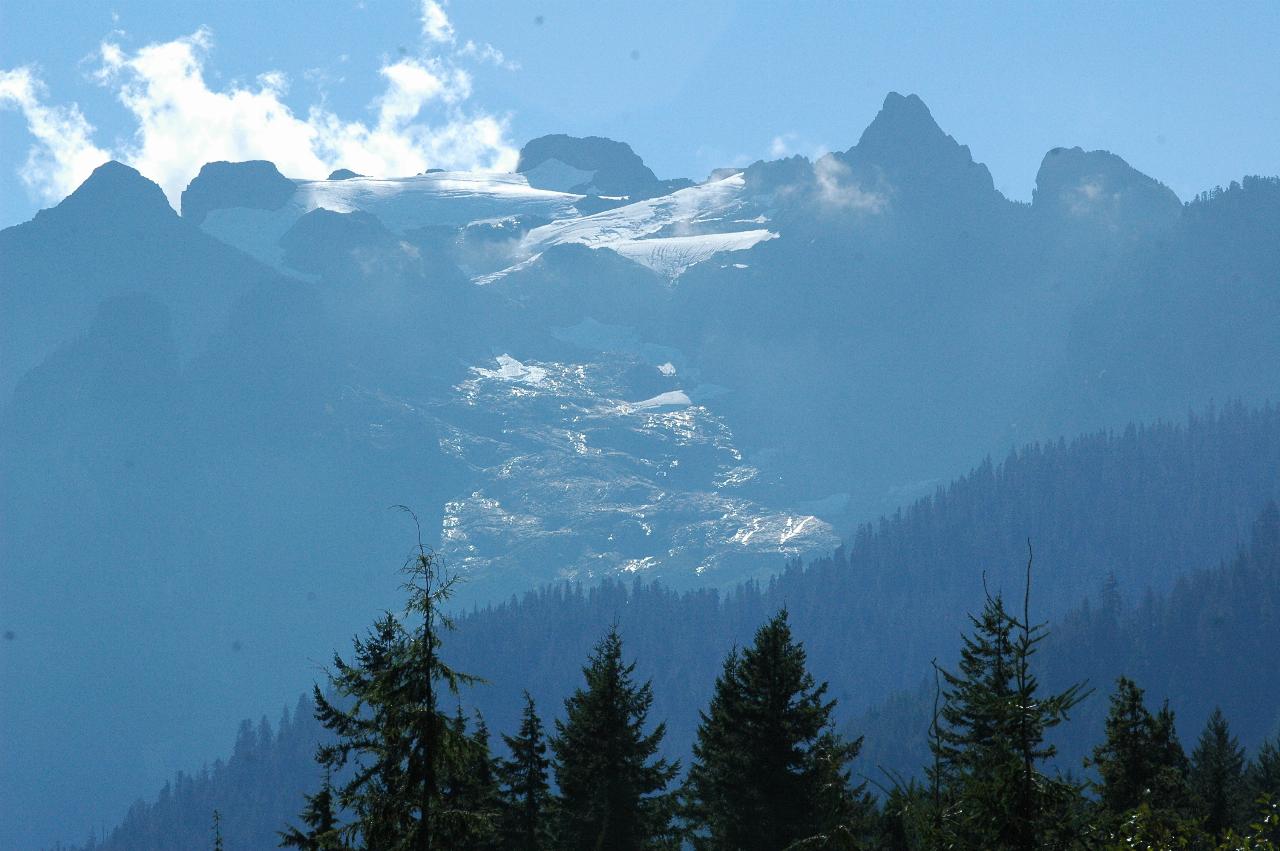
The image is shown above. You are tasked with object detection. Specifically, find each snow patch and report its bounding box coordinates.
[480,172,776,281]
[622,390,692,412]
[472,354,547,385]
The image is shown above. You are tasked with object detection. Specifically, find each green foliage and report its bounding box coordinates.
[682,610,867,850]
[550,626,679,850]
[1249,738,1280,805]
[1192,708,1249,839]
[497,693,553,851]
[931,553,1090,851]
[307,539,488,850]
[279,770,348,850]
[1088,677,1193,832]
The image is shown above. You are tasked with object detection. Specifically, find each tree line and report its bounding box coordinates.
[73,406,1280,851]
[263,538,1279,851]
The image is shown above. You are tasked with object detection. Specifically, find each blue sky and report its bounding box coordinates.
[2,0,1278,228]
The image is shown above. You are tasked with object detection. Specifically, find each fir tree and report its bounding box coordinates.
[1248,735,1280,806]
[1190,707,1246,838]
[551,626,679,850]
[437,709,499,848]
[498,693,553,851]
[305,522,485,851]
[682,610,865,850]
[933,550,1089,851]
[1089,677,1159,815]
[1086,678,1194,839]
[213,810,225,851]
[279,770,347,850]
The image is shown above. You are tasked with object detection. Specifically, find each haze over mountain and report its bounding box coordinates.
[2,92,1280,849]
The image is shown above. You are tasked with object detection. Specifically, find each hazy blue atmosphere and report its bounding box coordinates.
[3,0,1279,228]
[2,3,1280,850]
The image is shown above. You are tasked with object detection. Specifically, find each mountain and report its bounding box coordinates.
[73,407,1280,851]
[857,500,1280,785]
[0,161,280,397]
[516,133,694,199]
[5,92,1280,848]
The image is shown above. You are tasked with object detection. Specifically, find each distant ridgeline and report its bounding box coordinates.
[9,91,1280,849]
[78,404,1280,850]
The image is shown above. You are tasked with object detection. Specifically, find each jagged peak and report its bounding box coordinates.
[844,92,997,201]
[856,92,949,153]
[37,161,176,225]
[1034,146,1181,220]
[181,160,297,224]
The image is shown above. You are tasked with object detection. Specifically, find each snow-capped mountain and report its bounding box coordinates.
[7,91,1280,851]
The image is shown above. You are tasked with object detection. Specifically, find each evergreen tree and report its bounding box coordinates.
[437,710,499,848]
[213,810,225,851]
[551,626,679,850]
[279,770,347,850]
[682,610,865,850]
[1150,701,1192,805]
[1087,678,1194,839]
[933,554,1089,851]
[1088,677,1159,815]
[305,528,485,851]
[1190,707,1246,838]
[1248,735,1280,806]
[497,693,552,851]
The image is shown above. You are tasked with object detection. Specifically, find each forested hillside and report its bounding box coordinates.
[447,403,1280,750]
[858,499,1280,783]
[78,405,1280,849]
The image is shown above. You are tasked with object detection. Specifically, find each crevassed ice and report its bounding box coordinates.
[471,354,548,385]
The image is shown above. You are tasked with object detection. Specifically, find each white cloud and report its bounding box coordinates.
[458,40,519,70]
[0,66,112,202]
[1,3,520,210]
[420,0,455,44]
[813,154,887,213]
[2,23,518,209]
[770,133,797,158]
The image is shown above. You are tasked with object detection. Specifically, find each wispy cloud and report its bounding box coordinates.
[420,0,456,44]
[0,67,113,203]
[0,2,519,209]
[813,155,887,213]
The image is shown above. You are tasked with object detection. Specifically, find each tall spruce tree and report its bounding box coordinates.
[304,525,486,851]
[498,693,552,851]
[437,710,499,849]
[551,626,679,850]
[933,550,1089,851]
[1150,701,1192,809]
[1190,707,1246,838]
[1248,735,1280,806]
[1086,677,1193,838]
[280,770,348,850]
[1088,677,1161,816]
[682,610,865,850]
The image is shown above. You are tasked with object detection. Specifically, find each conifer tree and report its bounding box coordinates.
[682,610,865,850]
[304,522,485,851]
[1086,677,1194,839]
[498,693,553,851]
[551,626,679,850]
[1150,701,1193,808]
[933,550,1088,851]
[1190,707,1246,838]
[1248,735,1280,806]
[1089,677,1160,815]
[279,770,347,850]
[437,709,499,848]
